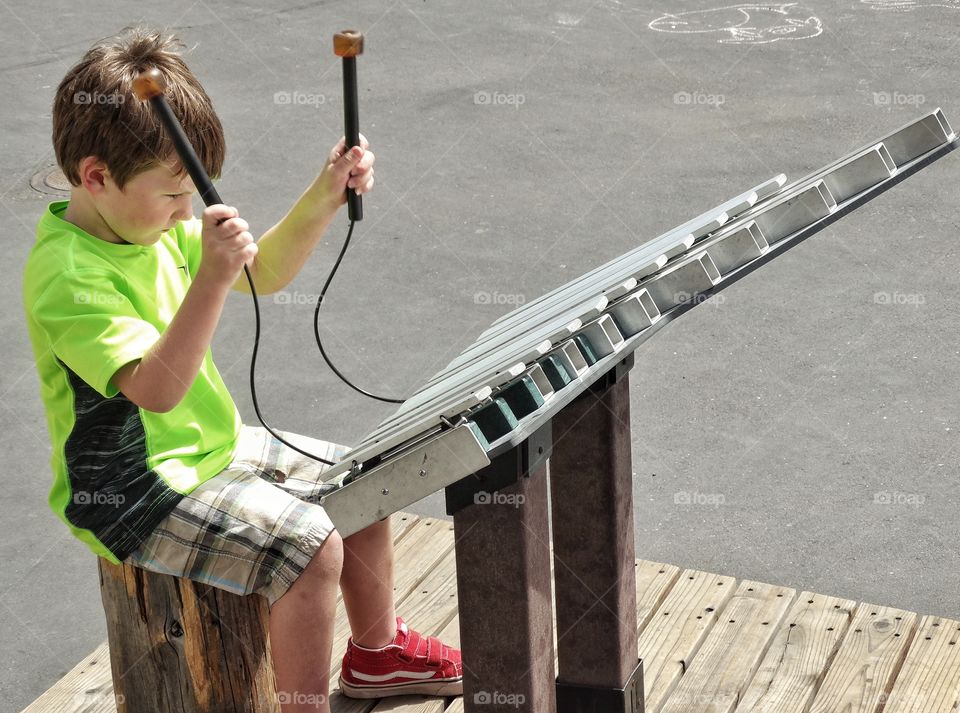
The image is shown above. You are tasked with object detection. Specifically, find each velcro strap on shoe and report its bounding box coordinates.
[426,637,443,668]
[399,629,421,663]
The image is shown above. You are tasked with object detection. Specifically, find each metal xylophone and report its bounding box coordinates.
[319,108,958,538]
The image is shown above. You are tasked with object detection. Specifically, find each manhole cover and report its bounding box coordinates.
[30,165,71,196]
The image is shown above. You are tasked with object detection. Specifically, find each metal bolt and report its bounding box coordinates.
[419,469,427,477]
[168,621,184,638]
[381,488,389,495]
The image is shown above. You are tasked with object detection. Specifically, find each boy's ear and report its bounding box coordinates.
[76,156,111,194]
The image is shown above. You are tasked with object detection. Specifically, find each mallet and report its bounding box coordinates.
[333,29,364,221]
[132,68,224,208]
[132,68,346,465]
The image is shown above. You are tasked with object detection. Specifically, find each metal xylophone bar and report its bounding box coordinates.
[319,109,956,538]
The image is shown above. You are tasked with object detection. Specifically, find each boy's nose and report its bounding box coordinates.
[172,195,194,221]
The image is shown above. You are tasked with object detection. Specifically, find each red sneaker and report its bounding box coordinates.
[338,617,463,698]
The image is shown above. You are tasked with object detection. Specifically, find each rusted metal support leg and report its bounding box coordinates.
[446,425,557,713]
[550,355,643,713]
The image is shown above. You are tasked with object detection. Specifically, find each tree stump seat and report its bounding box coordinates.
[97,558,279,713]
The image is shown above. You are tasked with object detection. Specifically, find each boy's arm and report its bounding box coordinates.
[113,205,256,413]
[233,137,374,295]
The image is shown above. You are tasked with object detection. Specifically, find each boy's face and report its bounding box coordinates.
[95,160,196,246]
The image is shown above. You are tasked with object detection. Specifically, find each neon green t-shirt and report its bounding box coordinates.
[23,201,242,563]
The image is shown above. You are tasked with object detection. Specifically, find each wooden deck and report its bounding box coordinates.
[23,512,960,713]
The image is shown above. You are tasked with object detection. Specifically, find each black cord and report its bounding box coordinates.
[313,220,405,404]
[245,218,406,466]
[245,263,337,466]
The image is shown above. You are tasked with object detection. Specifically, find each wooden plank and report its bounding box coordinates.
[807,603,917,713]
[368,698,445,713]
[388,518,456,604]
[20,642,116,713]
[658,580,795,713]
[444,699,464,713]
[636,559,682,635]
[637,568,737,713]
[875,614,960,713]
[735,592,857,713]
[391,512,421,543]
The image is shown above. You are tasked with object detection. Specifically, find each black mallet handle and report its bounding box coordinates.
[132,68,223,208]
[334,30,364,221]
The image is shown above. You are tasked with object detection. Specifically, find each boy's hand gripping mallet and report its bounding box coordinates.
[334,29,364,221]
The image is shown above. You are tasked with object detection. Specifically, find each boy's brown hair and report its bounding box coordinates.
[53,26,225,189]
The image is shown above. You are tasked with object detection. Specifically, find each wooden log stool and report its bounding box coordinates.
[97,558,279,713]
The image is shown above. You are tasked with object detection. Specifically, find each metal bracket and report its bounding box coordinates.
[574,352,636,403]
[556,659,644,713]
[444,420,552,516]
[320,424,490,538]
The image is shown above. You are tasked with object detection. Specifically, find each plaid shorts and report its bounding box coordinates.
[123,426,350,607]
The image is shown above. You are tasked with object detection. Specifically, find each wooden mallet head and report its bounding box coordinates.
[132,67,167,101]
[333,30,364,58]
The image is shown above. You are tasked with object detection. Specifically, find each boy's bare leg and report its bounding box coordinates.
[270,530,344,713]
[340,517,397,647]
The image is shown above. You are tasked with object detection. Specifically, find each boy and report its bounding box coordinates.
[23,27,462,712]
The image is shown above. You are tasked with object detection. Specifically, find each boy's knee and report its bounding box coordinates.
[303,529,343,583]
